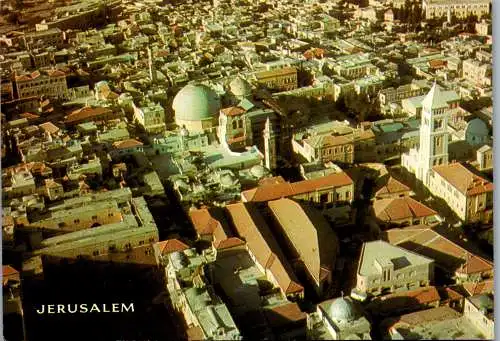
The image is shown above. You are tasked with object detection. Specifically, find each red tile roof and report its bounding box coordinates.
[215,237,245,250]
[375,176,411,198]
[382,228,493,276]
[373,196,437,222]
[3,265,19,277]
[46,69,66,77]
[220,106,246,116]
[462,279,494,296]
[432,162,493,196]
[242,172,353,202]
[112,139,143,149]
[156,239,189,255]
[15,70,41,81]
[393,306,461,327]
[438,287,464,302]
[188,207,244,250]
[258,176,287,186]
[65,106,113,124]
[39,122,60,134]
[20,112,40,120]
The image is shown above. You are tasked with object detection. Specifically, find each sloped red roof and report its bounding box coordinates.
[156,239,189,255]
[462,279,494,296]
[189,207,245,250]
[375,176,411,197]
[65,106,113,124]
[215,237,245,250]
[46,69,66,77]
[373,196,436,222]
[39,121,60,134]
[220,106,246,116]
[382,228,493,276]
[242,172,353,202]
[112,139,143,149]
[3,265,19,277]
[433,162,493,196]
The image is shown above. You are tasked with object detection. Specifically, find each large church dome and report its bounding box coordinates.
[329,297,357,322]
[172,84,221,122]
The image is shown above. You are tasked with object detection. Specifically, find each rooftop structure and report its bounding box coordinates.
[267,198,338,296]
[356,240,434,296]
[226,202,304,299]
[172,84,221,133]
[382,228,493,282]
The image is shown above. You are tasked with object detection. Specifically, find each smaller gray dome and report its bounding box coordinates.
[180,126,189,137]
[171,251,188,269]
[229,76,252,98]
[193,183,205,193]
[476,294,493,310]
[220,173,235,187]
[466,118,488,136]
[174,179,189,189]
[250,165,266,178]
[329,297,357,322]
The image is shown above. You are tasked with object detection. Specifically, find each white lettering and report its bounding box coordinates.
[80,304,88,313]
[122,303,134,312]
[112,303,120,312]
[35,305,45,314]
[47,305,55,314]
[57,305,65,313]
[89,304,100,313]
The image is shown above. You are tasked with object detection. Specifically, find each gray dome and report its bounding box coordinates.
[466,118,488,145]
[229,76,252,97]
[171,251,188,269]
[466,118,488,136]
[220,173,235,187]
[250,165,266,178]
[174,179,189,189]
[172,84,221,122]
[329,297,357,322]
[180,126,189,137]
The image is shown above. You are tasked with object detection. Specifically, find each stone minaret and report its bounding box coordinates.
[263,117,277,171]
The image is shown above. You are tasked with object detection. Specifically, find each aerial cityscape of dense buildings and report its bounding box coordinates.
[0,0,493,340]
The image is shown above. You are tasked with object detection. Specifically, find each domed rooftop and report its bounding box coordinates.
[172,84,221,122]
[250,164,266,178]
[466,118,488,136]
[329,297,357,322]
[171,251,188,269]
[220,173,235,187]
[229,76,252,98]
